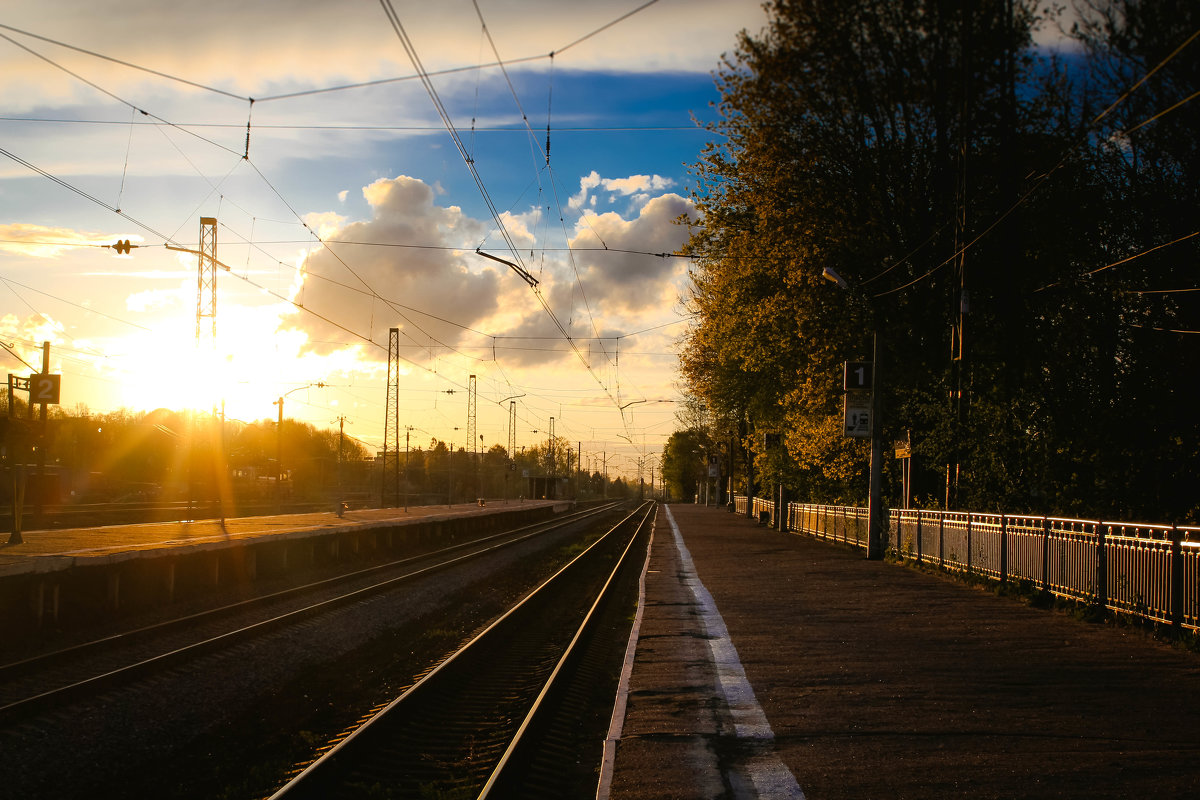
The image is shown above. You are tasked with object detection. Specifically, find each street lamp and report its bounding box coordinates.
[823,267,884,560]
[274,382,325,511]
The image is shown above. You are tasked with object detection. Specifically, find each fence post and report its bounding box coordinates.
[1041,517,1050,593]
[916,509,923,564]
[1000,515,1008,585]
[966,514,973,573]
[938,512,945,568]
[1095,521,1108,610]
[1170,525,1183,630]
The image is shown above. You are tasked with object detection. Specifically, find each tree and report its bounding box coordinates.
[680,0,1200,520]
[683,0,1051,507]
[661,429,711,502]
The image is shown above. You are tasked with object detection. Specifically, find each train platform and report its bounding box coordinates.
[603,503,1200,799]
[0,499,560,578]
[0,499,566,630]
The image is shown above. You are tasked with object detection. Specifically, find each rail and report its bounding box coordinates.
[734,496,1200,632]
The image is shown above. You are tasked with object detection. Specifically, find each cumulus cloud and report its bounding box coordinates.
[476,190,694,370]
[303,211,347,240]
[568,171,676,211]
[284,175,501,356]
[0,311,66,354]
[273,174,695,380]
[570,193,694,315]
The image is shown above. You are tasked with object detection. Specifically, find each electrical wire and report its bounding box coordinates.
[0,6,689,448]
[0,32,242,158]
[1032,230,1200,294]
[0,117,705,133]
[376,0,626,423]
[0,22,251,102]
[870,24,1200,299]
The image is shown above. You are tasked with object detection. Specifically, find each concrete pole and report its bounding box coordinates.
[867,330,884,560]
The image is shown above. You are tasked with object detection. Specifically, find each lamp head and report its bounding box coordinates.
[822,267,849,290]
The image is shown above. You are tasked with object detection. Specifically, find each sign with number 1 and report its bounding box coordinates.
[844,361,873,391]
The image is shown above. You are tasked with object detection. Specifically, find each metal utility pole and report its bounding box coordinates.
[825,266,884,560]
[507,402,517,503]
[447,430,456,508]
[6,372,26,544]
[275,382,324,512]
[275,397,284,511]
[382,328,400,507]
[467,374,477,499]
[404,427,412,512]
[868,333,884,559]
[947,15,973,511]
[507,401,517,462]
[549,417,556,484]
[196,217,217,347]
[33,341,48,531]
[335,415,347,497]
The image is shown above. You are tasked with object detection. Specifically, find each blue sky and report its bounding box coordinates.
[0,0,769,478]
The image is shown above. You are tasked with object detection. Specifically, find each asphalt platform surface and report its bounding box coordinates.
[0,500,560,578]
[604,503,1200,799]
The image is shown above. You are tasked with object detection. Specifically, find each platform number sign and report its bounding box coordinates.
[29,373,61,405]
[844,361,873,392]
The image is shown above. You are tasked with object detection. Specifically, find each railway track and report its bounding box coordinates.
[0,502,624,722]
[269,500,655,799]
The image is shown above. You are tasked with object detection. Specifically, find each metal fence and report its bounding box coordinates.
[733,494,775,523]
[732,496,1200,632]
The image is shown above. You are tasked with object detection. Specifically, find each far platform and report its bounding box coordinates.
[0,499,569,631]
[0,500,565,579]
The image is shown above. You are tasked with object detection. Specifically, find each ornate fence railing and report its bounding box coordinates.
[732,496,1200,632]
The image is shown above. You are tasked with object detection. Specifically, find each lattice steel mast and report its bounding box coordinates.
[382,328,400,507]
[196,217,217,348]
[467,374,477,499]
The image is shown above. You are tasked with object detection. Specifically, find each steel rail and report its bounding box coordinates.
[268,500,654,799]
[478,500,655,798]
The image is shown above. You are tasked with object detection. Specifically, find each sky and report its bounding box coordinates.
[0,0,771,481]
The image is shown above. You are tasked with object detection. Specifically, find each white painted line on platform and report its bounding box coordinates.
[595,507,656,800]
[665,505,805,800]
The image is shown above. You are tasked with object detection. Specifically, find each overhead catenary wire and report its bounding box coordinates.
[0,4,689,449]
[458,0,663,434]
[375,0,631,425]
[0,22,251,102]
[0,117,705,133]
[1032,229,1200,294]
[869,24,1200,300]
[0,31,243,159]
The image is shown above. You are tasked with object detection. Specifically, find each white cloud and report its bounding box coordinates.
[302,211,347,240]
[0,1,765,106]
[602,175,675,196]
[569,171,677,212]
[0,223,126,258]
[571,193,694,315]
[285,175,501,354]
